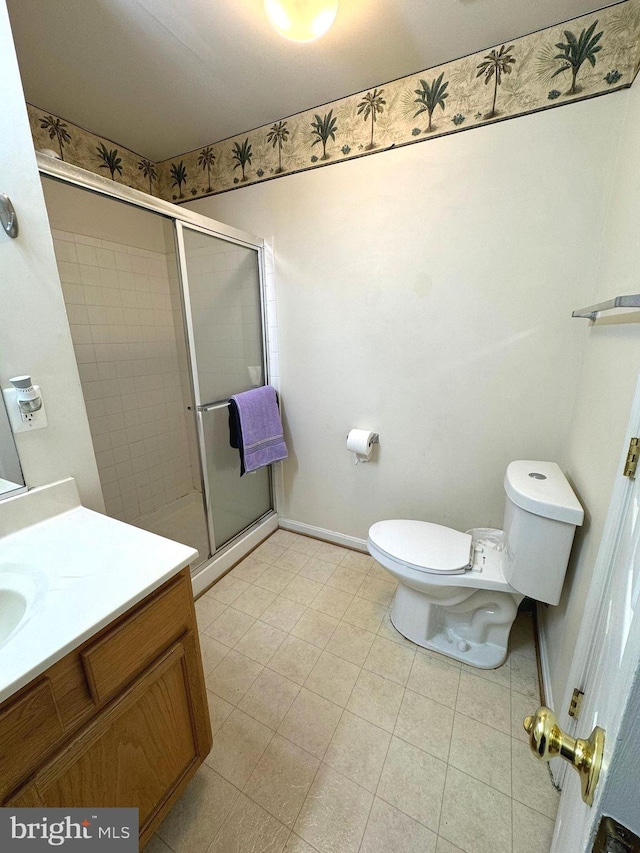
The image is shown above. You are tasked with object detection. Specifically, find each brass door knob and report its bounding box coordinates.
[523,706,605,806]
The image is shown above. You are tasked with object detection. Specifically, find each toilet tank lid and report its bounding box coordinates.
[504,461,584,525]
[368,520,473,573]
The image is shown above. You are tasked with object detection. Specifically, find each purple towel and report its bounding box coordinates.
[229,386,288,476]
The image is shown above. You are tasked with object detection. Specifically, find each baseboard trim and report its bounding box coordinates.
[191,513,279,597]
[535,602,553,709]
[279,518,368,553]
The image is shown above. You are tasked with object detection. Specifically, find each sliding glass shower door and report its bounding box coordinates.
[178,224,273,553]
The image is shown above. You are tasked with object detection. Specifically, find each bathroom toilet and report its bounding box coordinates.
[367,460,584,668]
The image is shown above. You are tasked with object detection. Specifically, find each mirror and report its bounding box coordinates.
[0,391,26,499]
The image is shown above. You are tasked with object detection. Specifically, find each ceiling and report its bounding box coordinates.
[7,0,606,162]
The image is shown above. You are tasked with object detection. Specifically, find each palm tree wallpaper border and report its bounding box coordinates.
[26,0,640,202]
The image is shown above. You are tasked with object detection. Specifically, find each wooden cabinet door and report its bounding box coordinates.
[22,643,198,833]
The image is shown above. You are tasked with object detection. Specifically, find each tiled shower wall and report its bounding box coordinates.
[52,228,197,522]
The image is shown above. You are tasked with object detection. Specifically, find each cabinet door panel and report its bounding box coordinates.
[32,644,197,829]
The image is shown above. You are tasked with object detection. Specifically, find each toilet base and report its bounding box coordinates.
[390,583,523,669]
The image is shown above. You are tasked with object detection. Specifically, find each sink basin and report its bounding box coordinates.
[0,565,48,649]
[0,588,27,644]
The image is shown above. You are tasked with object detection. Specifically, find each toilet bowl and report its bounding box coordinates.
[367,461,584,668]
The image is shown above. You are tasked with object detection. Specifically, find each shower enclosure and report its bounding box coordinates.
[39,155,277,592]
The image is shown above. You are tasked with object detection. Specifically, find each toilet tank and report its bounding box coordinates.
[502,461,584,605]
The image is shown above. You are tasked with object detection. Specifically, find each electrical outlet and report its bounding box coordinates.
[2,387,48,433]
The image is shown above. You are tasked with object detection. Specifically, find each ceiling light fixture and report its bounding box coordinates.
[264,0,339,43]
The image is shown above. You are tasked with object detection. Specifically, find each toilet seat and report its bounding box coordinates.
[368,520,473,575]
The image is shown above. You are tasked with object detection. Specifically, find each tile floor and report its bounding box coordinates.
[149,530,559,853]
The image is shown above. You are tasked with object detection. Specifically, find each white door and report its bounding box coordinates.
[544,376,640,850]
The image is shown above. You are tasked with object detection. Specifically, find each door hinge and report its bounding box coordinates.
[624,437,640,478]
[568,687,584,719]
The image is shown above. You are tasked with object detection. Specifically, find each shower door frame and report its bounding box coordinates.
[37,154,279,594]
[174,219,273,558]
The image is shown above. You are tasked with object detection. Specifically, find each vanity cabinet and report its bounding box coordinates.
[0,567,212,849]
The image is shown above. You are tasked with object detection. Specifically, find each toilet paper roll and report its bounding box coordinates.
[347,429,376,459]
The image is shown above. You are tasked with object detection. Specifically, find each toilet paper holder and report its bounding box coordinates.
[345,432,379,444]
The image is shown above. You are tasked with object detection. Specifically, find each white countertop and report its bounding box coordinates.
[0,479,198,704]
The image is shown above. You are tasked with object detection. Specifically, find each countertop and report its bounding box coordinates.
[0,478,198,704]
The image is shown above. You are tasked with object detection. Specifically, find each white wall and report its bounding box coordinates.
[0,0,101,509]
[187,94,624,542]
[544,80,640,711]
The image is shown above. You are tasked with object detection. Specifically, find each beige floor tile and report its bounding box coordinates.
[195,596,227,632]
[299,557,336,584]
[268,635,322,684]
[326,621,376,666]
[461,656,511,689]
[377,736,447,832]
[269,530,299,548]
[368,561,394,580]
[511,740,559,819]
[208,574,250,605]
[254,540,287,564]
[239,667,300,731]
[208,792,290,853]
[315,542,349,564]
[205,707,274,788]
[233,584,277,619]
[207,689,234,736]
[377,610,418,649]
[304,650,360,707]
[198,633,229,675]
[343,596,387,633]
[510,653,541,700]
[255,565,297,594]
[364,636,415,686]
[347,669,405,732]
[206,649,263,705]
[324,710,391,792]
[448,713,511,795]
[357,576,397,607]
[326,565,366,594]
[436,838,465,852]
[361,797,437,853]
[439,766,512,853]
[283,834,318,852]
[287,535,323,556]
[294,763,373,853]
[310,585,354,619]
[340,550,374,573]
[510,612,536,660]
[395,689,454,762]
[456,672,511,734]
[273,548,312,573]
[231,556,270,584]
[234,620,287,665]
[278,688,342,759]
[205,607,256,647]
[281,574,324,606]
[244,734,320,828]
[261,595,307,632]
[156,763,238,853]
[512,800,556,853]
[511,689,535,743]
[143,834,173,853]
[408,652,461,709]
[291,608,339,649]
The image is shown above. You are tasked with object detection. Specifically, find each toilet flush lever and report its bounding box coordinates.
[523,706,604,806]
